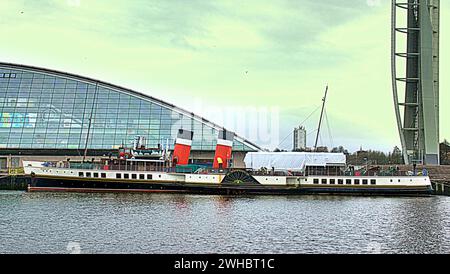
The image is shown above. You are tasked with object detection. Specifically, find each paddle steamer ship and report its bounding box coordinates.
[23,129,432,196]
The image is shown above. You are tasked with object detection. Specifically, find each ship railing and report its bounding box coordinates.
[247,169,424,177]
[304,170,423,177]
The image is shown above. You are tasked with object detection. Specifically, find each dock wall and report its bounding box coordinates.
[0,175,29,191]
[431,181,450,196]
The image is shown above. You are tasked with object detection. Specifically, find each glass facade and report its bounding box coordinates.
[0,63,259,152]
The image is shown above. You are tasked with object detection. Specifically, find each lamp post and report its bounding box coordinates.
[364,157,368,176]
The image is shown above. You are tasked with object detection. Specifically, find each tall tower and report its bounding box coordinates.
[293,126,306,151]
[392,0,440,165]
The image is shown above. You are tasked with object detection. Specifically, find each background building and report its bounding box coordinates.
[293,126,306,151]
[440,141,450,165]
[0,62,260,170]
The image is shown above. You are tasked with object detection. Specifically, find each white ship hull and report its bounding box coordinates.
[23,161,433,196]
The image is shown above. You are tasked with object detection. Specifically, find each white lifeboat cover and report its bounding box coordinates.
[244,152,346,171]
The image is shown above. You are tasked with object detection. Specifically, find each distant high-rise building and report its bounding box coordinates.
[293,126,306,151]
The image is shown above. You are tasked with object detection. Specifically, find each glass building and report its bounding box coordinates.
[0,62,260,156]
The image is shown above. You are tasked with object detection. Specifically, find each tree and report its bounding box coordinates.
[331,146,349,155]
[390,146,403,164]
[440,141,450,165]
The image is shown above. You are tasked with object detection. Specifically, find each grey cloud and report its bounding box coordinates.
[3,0,382,52]
[260,0,377,49]
[1,0,380,69]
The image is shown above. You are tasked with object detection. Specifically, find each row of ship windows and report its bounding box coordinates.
[78,172,107,178]
[78,171,156,180]
[311,178,377,185]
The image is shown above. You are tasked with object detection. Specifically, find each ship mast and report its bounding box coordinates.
[314,85,328,151]
[82,82,99,162]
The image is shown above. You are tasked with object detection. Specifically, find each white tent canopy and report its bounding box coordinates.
[243,152,346,171]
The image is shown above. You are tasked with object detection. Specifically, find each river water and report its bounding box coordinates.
[0,190,449,254]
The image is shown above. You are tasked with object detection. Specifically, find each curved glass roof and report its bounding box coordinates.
[0,62,261,152]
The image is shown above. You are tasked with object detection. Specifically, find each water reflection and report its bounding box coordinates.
[171,195,190,210]
[391,197,449,253]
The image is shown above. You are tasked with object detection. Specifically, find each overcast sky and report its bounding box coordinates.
[1,0,448,152]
